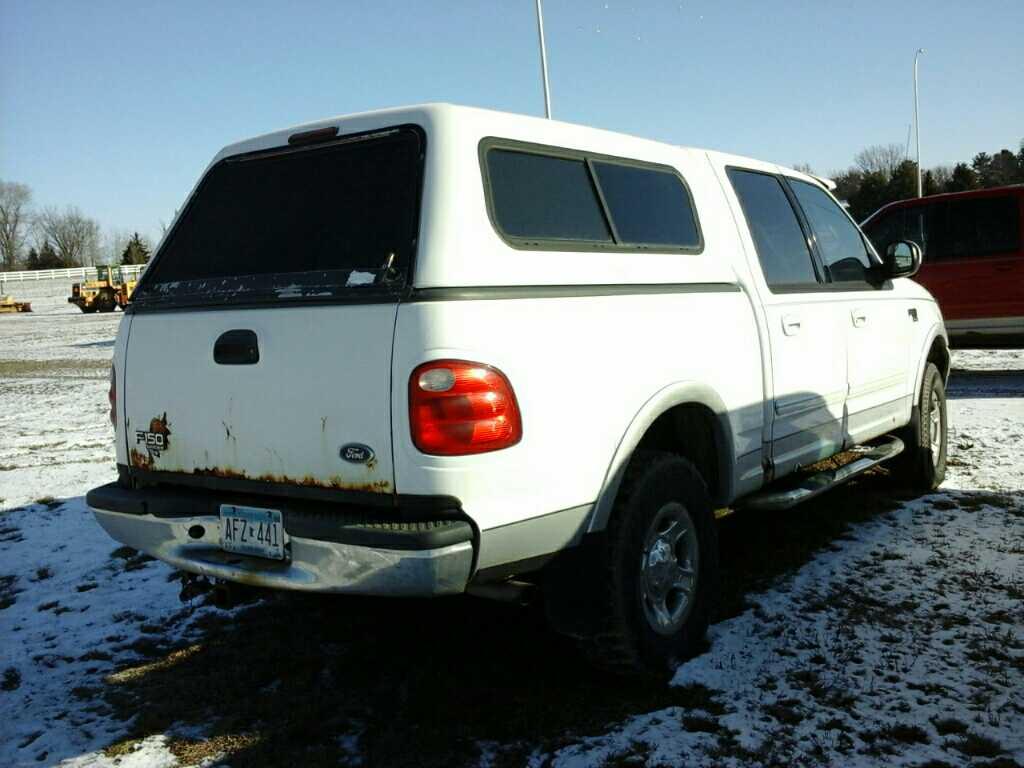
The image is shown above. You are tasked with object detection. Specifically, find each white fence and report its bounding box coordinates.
[0,265,147,284]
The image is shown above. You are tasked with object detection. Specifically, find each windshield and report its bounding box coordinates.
[133,125,424,310]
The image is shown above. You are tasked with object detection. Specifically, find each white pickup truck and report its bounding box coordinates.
[88,104,949,676]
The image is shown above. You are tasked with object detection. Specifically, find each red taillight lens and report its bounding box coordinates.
[409,360,522,456]
[108,364,116,428]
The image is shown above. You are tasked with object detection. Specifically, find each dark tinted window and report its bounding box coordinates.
[136,128,423,309]
[728,169,819,288]
[866,195,1021,263]
[790,179,873,282]
[939,195,1021,260]
[591,162,700,247]
[863,208,906,255]
[486,150,612,242]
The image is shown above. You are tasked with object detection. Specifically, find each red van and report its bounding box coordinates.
[862,185,1024,348]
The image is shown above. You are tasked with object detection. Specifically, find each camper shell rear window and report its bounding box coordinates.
[480,139,703,253]
[132,125,425,311]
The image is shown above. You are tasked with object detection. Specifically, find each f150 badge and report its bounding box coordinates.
[340,443,374,464]
[136,413,172,458]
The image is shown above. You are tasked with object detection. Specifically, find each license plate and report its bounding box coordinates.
[219,505,286,560]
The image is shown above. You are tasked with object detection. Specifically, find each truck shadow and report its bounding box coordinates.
[95,469,953,767]
[946,368,1024,399]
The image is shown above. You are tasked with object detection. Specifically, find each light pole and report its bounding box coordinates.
[535,0,552,119]
[914,48,925,197]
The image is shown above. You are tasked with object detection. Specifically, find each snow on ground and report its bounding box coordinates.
[1,307,1022,767]
[542,352,1024,768]
[1,307,226,767]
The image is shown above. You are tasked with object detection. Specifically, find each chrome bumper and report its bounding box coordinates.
[91,508,473,596]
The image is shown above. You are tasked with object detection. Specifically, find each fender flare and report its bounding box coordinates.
[912,322,950,405]
[586,381,736,534]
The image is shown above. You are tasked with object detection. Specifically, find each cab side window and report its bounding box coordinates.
[789,179,874,282]
[727,168,819,289]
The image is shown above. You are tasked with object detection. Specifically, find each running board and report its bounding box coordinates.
[738,437,905,512]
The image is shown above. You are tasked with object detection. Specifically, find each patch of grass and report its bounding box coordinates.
[948,731,1005,758]
[110,546,154,572]
[1,667,21,691]
[0,358,110,378]
[96,592,737,768]
[764,698,804,726]
[681,714,720,733]
[0,574,19,610]
[875,723,930,745]
[168,732,263,767]
[598,740,653,767]
[957,493,1015,513]
[933,720,970,737]
[78,650,113,663]
[32,566,53,581]
[716,471,900,621]
[33,496,61,508]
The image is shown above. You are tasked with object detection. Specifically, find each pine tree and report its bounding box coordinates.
[120,232,151,265]
[29,241,64,269]
[971,152,993,186]
[945,163,978,192]
[987,150,1020,187]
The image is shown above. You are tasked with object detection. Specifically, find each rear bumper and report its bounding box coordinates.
[87,483,474,596]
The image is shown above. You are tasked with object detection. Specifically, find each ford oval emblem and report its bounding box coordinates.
[340,443,375,464]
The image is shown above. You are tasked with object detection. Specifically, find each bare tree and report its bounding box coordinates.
[854,144,905,181]
[104,228,133,266]
[35,206,102,267]
[0,180,32,270]
[792,162,815,175]
[929,165,953,190]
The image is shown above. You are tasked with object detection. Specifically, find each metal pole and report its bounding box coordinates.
[914,48,925,197]
[535,0,552,119]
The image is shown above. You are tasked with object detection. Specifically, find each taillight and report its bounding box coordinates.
[409,360,522,456]
[108,364,116,428]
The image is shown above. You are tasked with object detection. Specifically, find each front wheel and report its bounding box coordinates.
[584,451,718,679]
[891,362,947,491]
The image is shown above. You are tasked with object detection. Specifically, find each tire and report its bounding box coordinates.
[891,362,947,491]
[582,451,719,679]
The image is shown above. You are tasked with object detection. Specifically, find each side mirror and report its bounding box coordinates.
[884,240,922,279]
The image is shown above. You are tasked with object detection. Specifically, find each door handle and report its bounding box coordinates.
[214,329,260,365]
[781,314,802,336]
[851,309,867,328]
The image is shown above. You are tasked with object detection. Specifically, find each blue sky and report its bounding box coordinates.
[2,0,1022,242]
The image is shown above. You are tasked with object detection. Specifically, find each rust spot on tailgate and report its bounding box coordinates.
[189,466,391,494]
[130,448,155,471]
[129,411,390,493]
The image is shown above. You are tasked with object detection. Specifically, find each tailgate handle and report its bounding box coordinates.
[214,330,260,365]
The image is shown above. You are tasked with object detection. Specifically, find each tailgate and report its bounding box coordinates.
[124,305,397,494]
[121,124,426,497]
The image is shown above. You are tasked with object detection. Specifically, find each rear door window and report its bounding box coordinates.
[727,168,819,289]
[134,126,424,310]
[789,179,874,282]
[941,195,1021,260]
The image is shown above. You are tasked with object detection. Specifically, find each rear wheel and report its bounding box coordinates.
[583,451,718,679]
[891,362,947,491]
